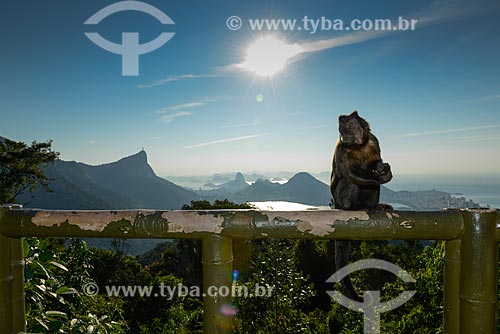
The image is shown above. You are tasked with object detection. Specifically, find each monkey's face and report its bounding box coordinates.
[339,113,365,145]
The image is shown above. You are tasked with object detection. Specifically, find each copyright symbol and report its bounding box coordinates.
[226,16,243,30]
[83,282,99,296]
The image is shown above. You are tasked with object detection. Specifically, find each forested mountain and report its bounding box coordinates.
[21,150,200,210]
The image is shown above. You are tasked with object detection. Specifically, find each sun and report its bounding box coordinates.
[239,35,303,77]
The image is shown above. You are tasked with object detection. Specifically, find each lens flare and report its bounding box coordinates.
[239,35,303,77]
[219,304,238,316]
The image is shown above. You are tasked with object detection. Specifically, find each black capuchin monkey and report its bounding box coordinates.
[330,110,392,301]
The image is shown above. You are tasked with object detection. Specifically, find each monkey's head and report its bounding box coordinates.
[338,111,370,146]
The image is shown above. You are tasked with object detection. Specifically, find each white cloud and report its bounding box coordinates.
[182,133,267,149]
[157,102,205,114]
[138,73,222,88]
[161,111,192,123]
[399,124,500,137]
[156,96,230,114]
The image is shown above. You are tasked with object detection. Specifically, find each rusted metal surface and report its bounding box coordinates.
[162,211,224,234]
[0,208,465,240]
[31,210,139,232]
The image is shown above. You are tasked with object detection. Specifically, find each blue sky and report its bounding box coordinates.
[1,0,500,176]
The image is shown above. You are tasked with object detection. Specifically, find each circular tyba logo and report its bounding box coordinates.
[84,1,175,76]
[326,259,416,334]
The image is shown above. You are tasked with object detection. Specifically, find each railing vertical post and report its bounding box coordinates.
[202,235,233,334]
[443,239,460,334]
[460,209,498,334]
[0,207,13,333]
[11,238,26,333]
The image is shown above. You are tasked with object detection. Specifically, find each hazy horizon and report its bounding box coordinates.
[33,147,500,178]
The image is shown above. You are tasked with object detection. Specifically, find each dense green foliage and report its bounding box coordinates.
[90,247,203,333]
[0,138,59,204]
[234,239,314,333]
[24,234,449,333]
[324,240,445,334]
[24,237,125,333]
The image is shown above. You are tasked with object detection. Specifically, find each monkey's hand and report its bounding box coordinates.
[372,162,392,184]
[373,162,390,175]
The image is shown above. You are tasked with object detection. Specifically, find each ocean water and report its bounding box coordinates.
[387,174,500,209]
[249,201,318,211]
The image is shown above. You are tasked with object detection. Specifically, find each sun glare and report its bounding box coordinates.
[240,35,303,77]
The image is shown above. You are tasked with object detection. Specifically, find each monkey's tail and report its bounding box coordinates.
[335,240,362,302]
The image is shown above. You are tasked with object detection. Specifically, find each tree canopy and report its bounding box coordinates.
[0,137,59,204]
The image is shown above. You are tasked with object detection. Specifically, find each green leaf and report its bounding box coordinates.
[39,239,48,251]
[56,286,77,295]
[55,286,70,294]
[45,310,68,319]
[35,284,46,292]
[35,317,49,330]
[32,260,50,278]
[23,238,30,256]
[109,322,122,330]
[56,295,66,305]
[49,261,68,272]
[39,250,54,262]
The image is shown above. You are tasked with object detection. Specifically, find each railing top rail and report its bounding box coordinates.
[2,207,496,240]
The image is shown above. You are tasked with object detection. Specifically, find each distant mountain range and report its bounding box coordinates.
[21,150,200,210]
[194,171,331,206]
[21,149,481,211]
[15,149,480,254]
[231,172,331,206]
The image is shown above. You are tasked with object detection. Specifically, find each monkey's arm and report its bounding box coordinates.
[339,156,380,186]
[330,157,338,197]
[330,171,336,198]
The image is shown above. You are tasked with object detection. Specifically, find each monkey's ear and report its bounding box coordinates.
[350,110,359,117]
